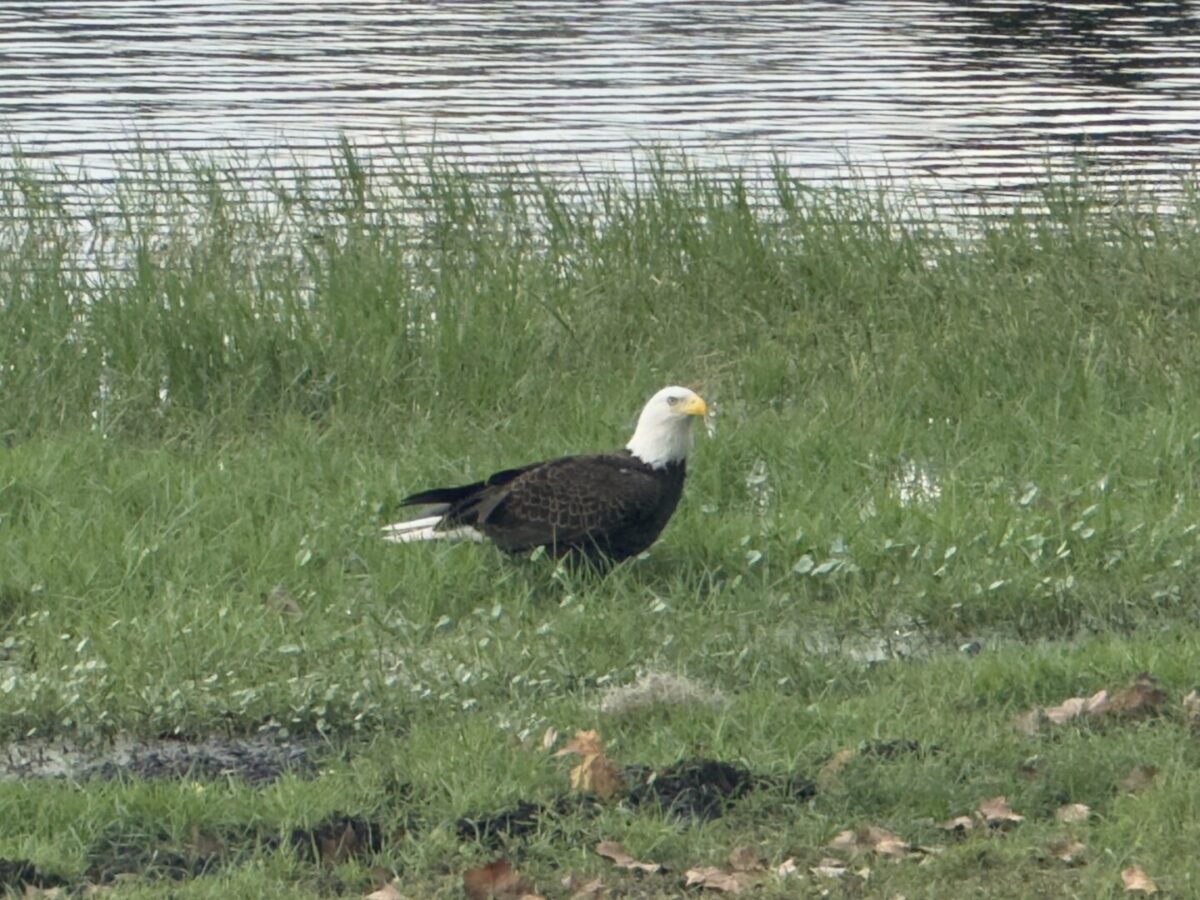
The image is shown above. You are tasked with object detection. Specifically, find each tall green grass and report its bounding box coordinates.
[5,145,1198,440]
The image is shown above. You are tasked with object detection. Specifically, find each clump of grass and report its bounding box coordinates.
[599,669,728,717]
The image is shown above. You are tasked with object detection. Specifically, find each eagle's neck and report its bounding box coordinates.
[625,420,694,470]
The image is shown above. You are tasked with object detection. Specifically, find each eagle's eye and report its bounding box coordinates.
[666,395,681,406]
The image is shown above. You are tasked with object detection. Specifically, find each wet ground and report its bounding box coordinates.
[0,732,941,893]
[0,812,388,892]
[1,732,825,893]
[2,733,318,784]
[457,757,817,846]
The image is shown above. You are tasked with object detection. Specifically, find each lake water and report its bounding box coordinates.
[2,1,1199,202]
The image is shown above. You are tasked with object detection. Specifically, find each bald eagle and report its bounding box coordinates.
[382,386,708,564]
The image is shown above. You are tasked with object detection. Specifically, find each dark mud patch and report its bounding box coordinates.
[2,734,318,784]
[86,824,253,884]
[0,857,68,893]
[79,813,389,887]
[289,814,386,866]
[627,758,815,822]
[458,757,815,847]
[456,794,600,845]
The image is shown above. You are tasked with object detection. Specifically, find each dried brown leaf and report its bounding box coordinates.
[1119,765,1159,794]
[939,815,975,834]
[1055,803,1090,824]
[1044,689,1110,724]
[595,841,665,874]
[1122,865,1158,894]
[557,729,604,758]
[542,727,559,751]
[776,857,799,878]
[1183,689,1200,732]
[727,846,766,873]
[870,830,917,859]
[685,866,755,894]
[1108,674,1167,720]
[829,825,914,858]
[463,859,535,900]
[557,730,626,800]
[976,795,1025,828]
[1047,838,1086,865]
[561,874,607,899]
[827,829,860,854]
[809,858,847,879]
[366,880,405,900]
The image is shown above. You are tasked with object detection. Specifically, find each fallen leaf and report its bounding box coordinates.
[727,846,766,872]
[976,795,1025,828]
[1120,765,1159,794]
[557,729,603,758]
[1055,803,1090,824]
[463,859,535,900]
[829,825,914,858]
[542,727,559,751]
[366,880,405,900]
[1108,674,1167,720]
[939,815,975,834]
[1122,864,1158,894]
[561,874,607,899]
[1026,676,1169,734]
[557,730,626,800]
[1047,838,1086,865]
[595,841,665,874]
[1184,689,1200,732]
[685,866,755,894]
[809,858,847,879]
[776,858,798,877]
[817,747,857,788]
[1044,689,1110,724]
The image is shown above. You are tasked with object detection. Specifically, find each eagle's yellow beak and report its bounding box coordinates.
[681,394,708,417]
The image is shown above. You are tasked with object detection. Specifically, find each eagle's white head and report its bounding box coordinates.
[625,385,708,469]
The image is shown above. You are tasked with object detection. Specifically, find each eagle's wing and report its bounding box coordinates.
[475,454,667,553]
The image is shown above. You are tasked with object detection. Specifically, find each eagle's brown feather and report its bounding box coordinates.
[401,452,686,564]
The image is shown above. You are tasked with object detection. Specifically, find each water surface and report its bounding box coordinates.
[2,1,1199,200]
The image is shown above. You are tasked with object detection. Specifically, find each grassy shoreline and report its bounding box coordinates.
[4,148,1200,896]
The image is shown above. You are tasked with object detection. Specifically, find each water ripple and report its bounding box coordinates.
[0,0,1197,200]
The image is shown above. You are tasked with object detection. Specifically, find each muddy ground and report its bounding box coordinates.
[4,732,882,893]
[2,733,318,784]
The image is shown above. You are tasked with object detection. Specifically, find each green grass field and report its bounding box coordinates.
[4,146,1200,897]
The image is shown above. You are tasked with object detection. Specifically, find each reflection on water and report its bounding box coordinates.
[0,1,1198,200]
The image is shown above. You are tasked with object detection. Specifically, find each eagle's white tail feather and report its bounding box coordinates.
[381,515,485,544]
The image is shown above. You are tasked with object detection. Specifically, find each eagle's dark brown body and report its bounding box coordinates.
[384,386,707,565]
[401,451,687,564]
